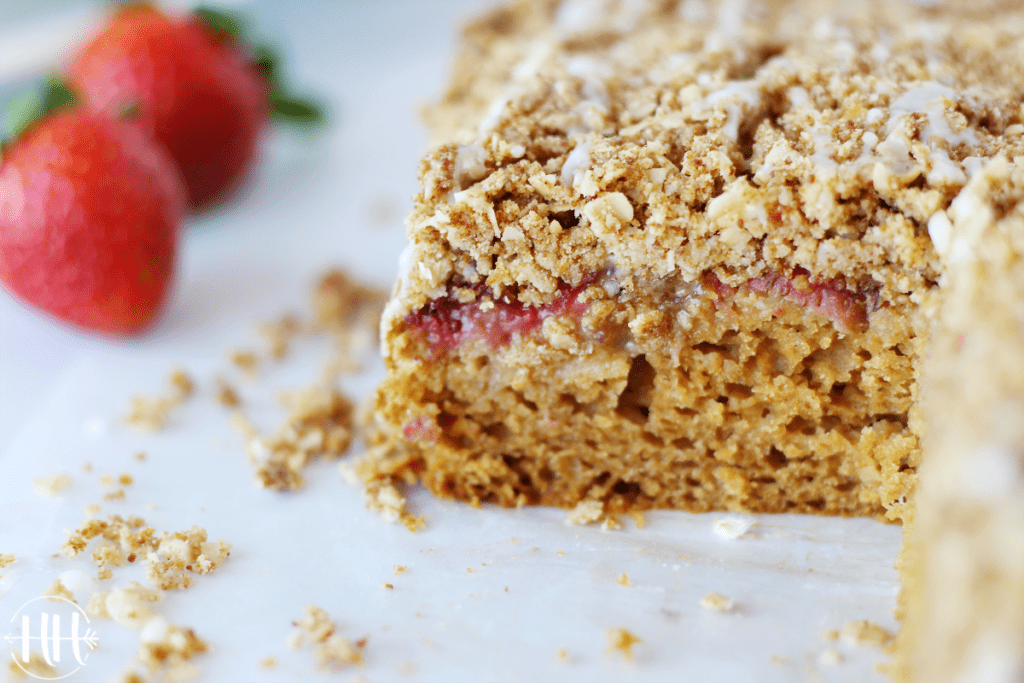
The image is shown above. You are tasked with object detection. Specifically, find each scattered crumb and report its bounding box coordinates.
[627,510,646,528]
[288,605,366,671]
[100,474,115,486]
[601,516,622,531]
[557,550,565,556]
[565,500,604,525]
[110,617,207,683]
[258,656,277,669]
[712,516,757,540]
[42,578,75,603]
[98,568,113,581]
[134,452,147,462]
[232,385,355,492]
[103,489,126,502]
[259,314,304,361]
[214,376,241,407]
[819,649,843,666]
[0,553,15,569]
[85,503,102,517]
[124,369,195,432]
[382,583,393,589]
[5,651,58,680]
[87,581,162,629]
[393,565,407,575]
[605,628,641,660]
[31,472,73,497]
[62,515,230,590]
[821,629,840,641]
[83,462,94,472]
[699,592,735,612]
[351,476,423,531]
[555,647,570,663]
[230,350,260,378]
[840,620,894,648]
[119,473,134,486]
[146,503,158,511]
[616,573,632,587]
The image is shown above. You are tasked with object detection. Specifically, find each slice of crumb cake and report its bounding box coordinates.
[361,0,1024,523]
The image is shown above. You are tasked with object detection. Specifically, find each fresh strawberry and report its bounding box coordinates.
[0,83,186,335]
[66,4,322,210]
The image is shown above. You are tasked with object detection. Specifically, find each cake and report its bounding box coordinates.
[357,0,1024,678]
[893,158,1024,682]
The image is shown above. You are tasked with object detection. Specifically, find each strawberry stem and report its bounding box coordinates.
[193,5,325,127]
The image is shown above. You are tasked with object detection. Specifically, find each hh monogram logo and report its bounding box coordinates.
[3,596,100,680]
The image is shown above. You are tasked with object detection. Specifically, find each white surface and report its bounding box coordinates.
[0,2,902,682]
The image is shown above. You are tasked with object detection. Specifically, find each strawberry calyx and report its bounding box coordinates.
[2,74,79,152]
[194,4,326,126]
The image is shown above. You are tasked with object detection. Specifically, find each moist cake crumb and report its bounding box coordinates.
[699,592,735,612]
[616,572,631,587]
[32,472,72,497]
[605,628,641,660]
[840,619,893,648]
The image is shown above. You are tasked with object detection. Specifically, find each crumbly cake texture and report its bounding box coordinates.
[365,0,1024,524]
[894,158,1024,682]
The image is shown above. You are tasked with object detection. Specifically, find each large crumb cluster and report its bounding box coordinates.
[288,605,366,671]
[61,515,230,590]
[123,369,195,432]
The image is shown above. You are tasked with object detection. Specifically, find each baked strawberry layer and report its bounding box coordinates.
[403,268,871,358]
[404,279,593,360]
[709,268,871,333]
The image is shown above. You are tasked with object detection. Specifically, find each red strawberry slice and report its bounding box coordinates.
[0,109,186,335]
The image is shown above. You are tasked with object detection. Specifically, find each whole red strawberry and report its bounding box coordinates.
[67,5,269,210]
[0,106,186,335]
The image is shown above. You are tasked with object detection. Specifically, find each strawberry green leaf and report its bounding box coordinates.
[41,73,77,112]
[271,94,325,124]
[3,74,78,145]
[195,5,245,42]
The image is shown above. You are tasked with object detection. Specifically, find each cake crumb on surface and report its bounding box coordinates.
[605,628,641,660]
[393,565,407,575]
[31,472,72,497]
[616,572,631,587]
[42,578,75,603]
[821,629,839,641]
[289,605,366,671]
[699,592,735,612]
[87,581,162,629]
[712,516,756,540]
[564,500,604,525]
[85,503,102,517]
[555,647,570,663]
[840,619,893,648]
[103,489,126,502]
[230,350,260,377]
[134,452,147,462]
[382,583,393,589]
[0,553,15,569]
[62,516,230,590]
[124,369,195,432]
[258,656,276,669]
[214,376,241,407]
[5,651,58,681]
[110,617,207,683]
[819,649,843,666]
